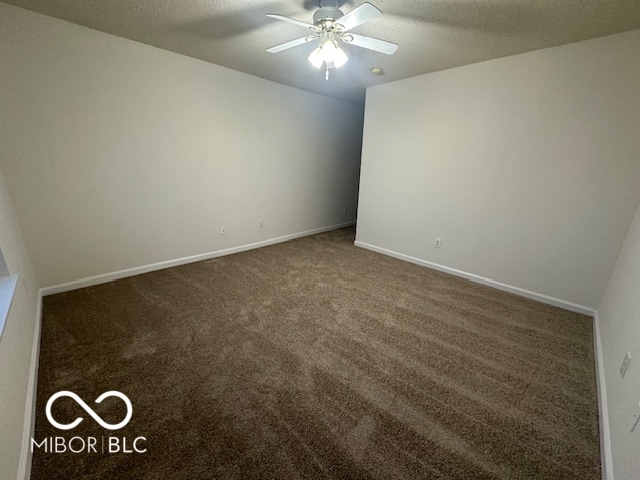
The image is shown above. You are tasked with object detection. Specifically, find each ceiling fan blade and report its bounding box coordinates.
[266,37,314,53]
[266,14,319,31]
[343,33,398,54]
[336,2,382,32]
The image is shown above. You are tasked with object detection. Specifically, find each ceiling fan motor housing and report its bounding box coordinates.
[313,7,344,26]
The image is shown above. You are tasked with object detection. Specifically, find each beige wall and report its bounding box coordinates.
[598,202,640,480]
[356,29,640,309]
[0,165,40,480]
[0,3,364,289]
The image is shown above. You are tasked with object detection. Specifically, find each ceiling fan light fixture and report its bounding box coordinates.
[324,40,348,68]
[308,39,348,69]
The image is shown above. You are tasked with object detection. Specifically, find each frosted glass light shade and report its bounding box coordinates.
[308,40,348,69]
[308,45,325,69]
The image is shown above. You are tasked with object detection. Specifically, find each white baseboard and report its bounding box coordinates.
[18,289,42,480]
[354,241,596,316]
[593,312,613,480]
[42,222,356,296]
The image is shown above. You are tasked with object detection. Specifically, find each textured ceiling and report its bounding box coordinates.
[4,0,640,104]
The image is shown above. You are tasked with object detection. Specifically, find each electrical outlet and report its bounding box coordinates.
[258,219,264,229]
[220,226,226,235]
[621,352,632,378]
[434,238,442,249]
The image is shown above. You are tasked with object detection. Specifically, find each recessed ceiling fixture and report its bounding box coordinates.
[370,66,384,75]
[266,1,398,80]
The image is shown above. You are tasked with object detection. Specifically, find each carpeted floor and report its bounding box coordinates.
[32,227,600,479]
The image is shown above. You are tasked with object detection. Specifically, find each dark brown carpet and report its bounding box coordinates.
[32,227,600,479]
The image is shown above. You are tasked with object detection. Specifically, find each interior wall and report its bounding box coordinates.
[0,166,40,480]
[0,3,364,289]
[356,29,640,309]
[598,202,640,480]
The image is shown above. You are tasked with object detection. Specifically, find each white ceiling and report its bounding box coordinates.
[4,0,640,104]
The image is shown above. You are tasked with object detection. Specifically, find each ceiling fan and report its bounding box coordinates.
[266,0,398,79]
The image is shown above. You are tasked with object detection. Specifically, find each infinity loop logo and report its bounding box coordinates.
[46,391,133,431]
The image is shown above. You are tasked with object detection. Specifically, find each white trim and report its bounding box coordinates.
[18,289,42,480]
[593,311,613,480]
[354,241,596,316]
[42,222,356,296]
